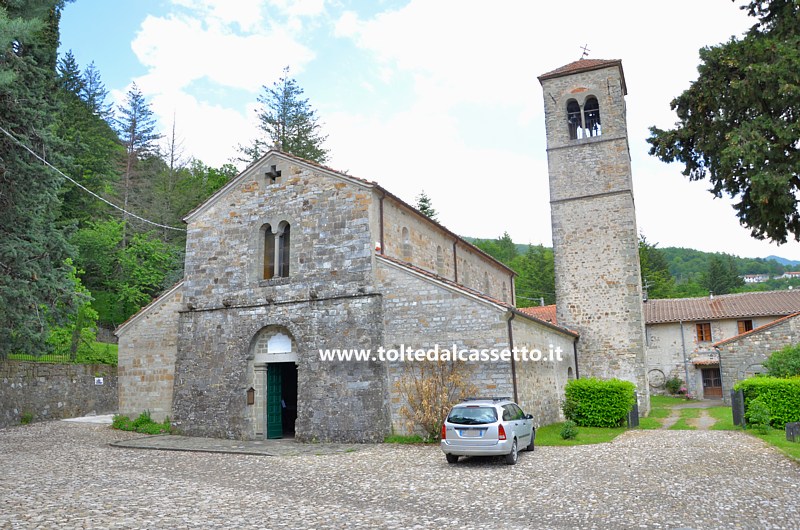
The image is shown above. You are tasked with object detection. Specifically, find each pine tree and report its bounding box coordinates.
[239,66,329,164]
[415,190,438,220]
[116,82,161,245]
[0,0,79,357]
[80,61,113,121]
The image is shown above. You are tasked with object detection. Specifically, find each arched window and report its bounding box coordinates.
[584,97,601,137]
[566,96,602,140]
[567,99,582,140]
[436,245,444,275]
[568,367,575,381]
[401,227,411,260]
[277,222,290,278]
[263,224,275,280]
[483,271,490,294]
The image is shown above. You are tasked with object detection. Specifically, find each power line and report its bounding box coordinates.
[0,124,186,232]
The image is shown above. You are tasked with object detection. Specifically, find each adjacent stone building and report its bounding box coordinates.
[527,290,800,401]
[117,150,578,442]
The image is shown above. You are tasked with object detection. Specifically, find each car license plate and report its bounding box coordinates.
[459,429,482,438]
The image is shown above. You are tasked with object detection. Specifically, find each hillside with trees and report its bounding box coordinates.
[0,1,328,359]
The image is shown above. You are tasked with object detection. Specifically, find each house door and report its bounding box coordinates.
[702,367,722,399]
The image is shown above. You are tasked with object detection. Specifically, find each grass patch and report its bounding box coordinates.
[680,407,701,419]
[708,406,736,431]
[668,417,697,430]
[383,434,435,444]
[650,395,689,407]
[536,422,627,446]
[112,411,170,435]
[647,407,671,419]
[637,417,663,430]
[749,429,800,461]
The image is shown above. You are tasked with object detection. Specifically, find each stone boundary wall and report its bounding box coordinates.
[0,361,117,428]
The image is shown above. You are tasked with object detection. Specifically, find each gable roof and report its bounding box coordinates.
[517,290,800,326]
[376,254,577,338]
[644,290,800,324]
[538,58,627,95]
[115,280,184,336]
[183,149,516,276]
[713,311,800,348]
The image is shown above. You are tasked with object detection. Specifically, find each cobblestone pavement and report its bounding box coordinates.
[1,422,798,529]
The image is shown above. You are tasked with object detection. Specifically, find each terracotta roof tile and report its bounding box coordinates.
[643,291,800,324]
[713,311,800,347]
[539,58,621,79]
[518,305,557,324]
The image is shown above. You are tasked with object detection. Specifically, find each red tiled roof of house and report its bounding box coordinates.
[538,58,626,94]
[518,304,557,324]
[644,290,800,324]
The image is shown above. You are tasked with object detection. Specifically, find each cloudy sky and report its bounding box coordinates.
[57,0,800,261]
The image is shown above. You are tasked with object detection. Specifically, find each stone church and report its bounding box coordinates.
[116,58,649,441]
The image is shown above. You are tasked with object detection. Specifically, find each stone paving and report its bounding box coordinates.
[1,421,799,529]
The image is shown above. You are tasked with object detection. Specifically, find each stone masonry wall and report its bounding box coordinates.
[381,197,513,304]
[172,295,388,442]
[717,314,800,404]
[116,283,183,422]
[0,361,117,428]
[377,258,573,433]
[511,316,577,426]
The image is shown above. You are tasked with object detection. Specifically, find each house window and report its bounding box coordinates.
[737,319,754,334]
[263,224,275,280]
[566,96,602,140]
[696,322,712,342]
[277,222,290,278]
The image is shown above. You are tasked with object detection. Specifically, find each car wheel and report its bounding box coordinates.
[504,439,518,465]
[526,429,535,452]
[445,454,459,464]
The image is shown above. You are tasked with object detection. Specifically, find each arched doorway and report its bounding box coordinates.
[251,326,298,439]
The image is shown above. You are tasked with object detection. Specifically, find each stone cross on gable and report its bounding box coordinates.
[266,165,282,183]
[580,44,590,59]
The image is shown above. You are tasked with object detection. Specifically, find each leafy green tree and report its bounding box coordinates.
[511,244,555,306]
[648,0,800,244]
[239,66,329,164]
[763,344,800,378]
[0,0,79,358]
[46,259,99,361]
[701,254,744,295]
[474,232,518,265]
[639,235,676,299]
[116,82,161,245]
[415,190,438,220]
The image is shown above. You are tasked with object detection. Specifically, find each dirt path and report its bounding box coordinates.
[656,399,723,430]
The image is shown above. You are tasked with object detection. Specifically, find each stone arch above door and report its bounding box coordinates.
[252,325,299,364]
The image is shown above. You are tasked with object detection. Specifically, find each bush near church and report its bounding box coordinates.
[735,377,800,428]
[562,378,636,428]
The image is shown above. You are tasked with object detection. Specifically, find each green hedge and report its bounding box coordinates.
[563,378,636,427]
[734,376,800,428]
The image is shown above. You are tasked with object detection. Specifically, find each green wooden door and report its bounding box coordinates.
[266,365,283,439]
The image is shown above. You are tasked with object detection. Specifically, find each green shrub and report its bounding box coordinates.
[20,412,34,425]
[563,378,636,427]
[735,376,800,428]
[746,397,772,434]
[763,344,800,378]
[560,420,578,440]
[665,377,684,395]
[111,411,171,434]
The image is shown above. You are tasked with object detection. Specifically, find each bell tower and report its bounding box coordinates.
[538,59,649,413]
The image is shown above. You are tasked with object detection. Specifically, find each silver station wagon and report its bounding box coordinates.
[440,397,535,465]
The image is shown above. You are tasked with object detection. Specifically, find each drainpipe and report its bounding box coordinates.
[507,312,518,403]
[679,320,691,393]
[715,345,726,403]
[452,240,458,283]
[572,337,580,379]
[378,194,385,255]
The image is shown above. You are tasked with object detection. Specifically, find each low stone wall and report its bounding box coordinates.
[0,361,118,428]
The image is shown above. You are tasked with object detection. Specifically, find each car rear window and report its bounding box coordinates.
[447,406,498,425]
